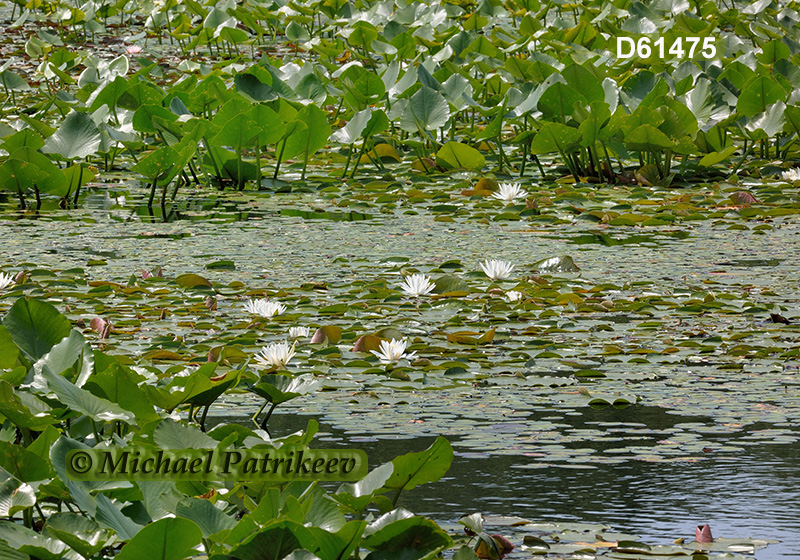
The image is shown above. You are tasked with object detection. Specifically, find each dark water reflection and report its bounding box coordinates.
[241,408,800,559]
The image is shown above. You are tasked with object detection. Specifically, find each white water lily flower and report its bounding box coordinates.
[506,290,523,302]
[480,259,515,281]
[782,168,800,182]
[254,341,296,368]
[289,326,311,339]
[399,273,436,297]
[491,182,527,203]
[244,298,286,318]
[371,339,416,364]
[0,273,14,290]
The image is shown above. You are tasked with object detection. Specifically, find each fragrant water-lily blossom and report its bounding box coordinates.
[244,298,286,318]
[506,290,522,302]
[0,272,14,290]
[491,182,527,203]
[371,338,416,363]
[781,168,800,182]
[289,326,311,339]
[254,341,296,368]
[480,259,515,280]
[399,273,435,297]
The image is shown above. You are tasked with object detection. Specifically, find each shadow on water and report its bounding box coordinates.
[209,406,799,559]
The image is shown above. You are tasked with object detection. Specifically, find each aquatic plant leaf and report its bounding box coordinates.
[249,373,321,405]
[0,521,69,560]
[737,76,786,118]
[3,298,72,362]
[42,111,101,160]
[282,105,332,161]
[311,325,343,344]
[0,475,35,517]
[39,364,135,423]
[227,520,313,560]
[383,437,454,497]
[115,517,202,560]
[154,419,217,449]
[307,520,367,560]
[43,513,114,557]
[538,82,587,121]
[530,123,582,155]
[175,273,213,288]
[533,255,580,273]
[0,381,55,430]
[400,86,449,132]
[175,497,237,538]
[0,441,53,482]
[235,72,277,102]
[436,142,485,171]
[361,511,453,558]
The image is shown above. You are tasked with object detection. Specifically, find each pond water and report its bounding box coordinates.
[3,183,800,558]
[234,406,800,560]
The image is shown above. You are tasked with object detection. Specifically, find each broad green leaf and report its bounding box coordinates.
[0,325,20,369]
[43,513,114,557]
[175,497,237,538]
[348,21,378,48]
[0,521,68,560]
[624,124,675,152]
[361,510,453,558]
[334,462,393,512]
[757,40,790,65]
[39,364,135,423]
[85,362,160,423]
[331,108,373,144]
[436,141,485,171]
[132,146,179,184]
[32,329,93,387]
[2,129,43,152]
[737,76,786,118]
[307,520,367,560]
[531,122,582,155]
[0,381,56,430]
[132,104,178,135]
[154,419,217,449]
[174,273,212,288]
[3,298,72,362]
[62,164,94,198]
[538,82,588,123]
[42,111,101,160]
[249,373,321,405]
[0,70,31,91]
[562,63,604,104]
[115,517,202,560]
[0,157,48,194]
[383,437,453,497]
[400,86,449,132]
[282,104,332,160]
[0,475,35,517]
[0,441,53,482]
[8,147,68,196]
[698,145,738,167]
[578,101,611,146]
[94,493,143,540]
[295,73,327,104]
[236,72,277,102]
[233,521,317,559]
[249,104,285,146]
